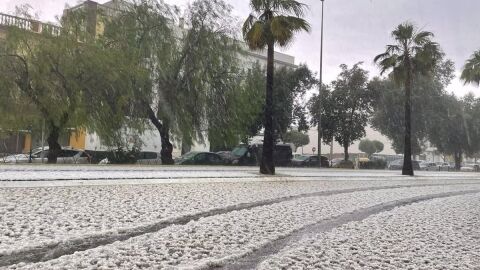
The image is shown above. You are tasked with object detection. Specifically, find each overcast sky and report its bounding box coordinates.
[2,0,479,97]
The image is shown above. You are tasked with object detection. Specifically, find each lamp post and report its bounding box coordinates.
[317,0,325,167]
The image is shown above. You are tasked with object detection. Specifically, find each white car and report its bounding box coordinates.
[99,151,162,165]
[1,148,45,164]
[2,147,91,164]
[460,163,480,172]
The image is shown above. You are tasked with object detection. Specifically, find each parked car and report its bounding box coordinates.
[388,159,421,170]
[99,151,162,165]
[175,152,225,165]
[216,151,238,165]
[229,144,293,166]
[33,148,92,164]
[420,162,441,171]
[291,155,329,168]
[136,151,162,165]
[330,158,344,168]
[460,163,480,172]
[433,162,454,171]
[2,147,91,164]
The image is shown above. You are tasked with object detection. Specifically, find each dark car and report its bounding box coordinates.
[291,155,329,167]
[175,152,224,165]
[216,151,237,164]
[230,144,293,166]
[388,159,421,170]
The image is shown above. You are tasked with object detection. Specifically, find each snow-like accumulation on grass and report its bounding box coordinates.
[8,184,480,270]
[260,193,480,270]
[1,165,478,182]
[0,165,259,181]
[0,180,413,254]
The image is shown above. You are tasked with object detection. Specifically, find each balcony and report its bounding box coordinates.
[0,13,61,36]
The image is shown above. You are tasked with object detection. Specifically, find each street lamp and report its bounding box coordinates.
[317,0,325,167]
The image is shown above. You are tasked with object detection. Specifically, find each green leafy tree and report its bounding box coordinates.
[310,63,372,162]
[308,85,335,145]
[208,64,265,151]
[0,6,151,162]
[283,130,310,151]
[373,140,384,153]
[374,22,442,176]
[209,64,316,152]
[331,63,373,161]
[0,18,91,163]
[359,139,384,157]
[370,59,455,156]
[243,0,310,175]
[461,50,480,86]
[274,65,317,136]
[427,94,480,170]
[103,0,241,164]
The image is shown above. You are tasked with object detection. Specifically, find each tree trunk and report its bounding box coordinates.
[402,57,414,176]
[46,124,61,164]
[146,106,174,165]
[343,142,349,161]
[454,151,462,171]
[260,41,275,175]
[159,123,174,165]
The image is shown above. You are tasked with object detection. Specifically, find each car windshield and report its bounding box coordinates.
[180,152,198,160]
[232,147,248,157]
[294,156,310,161]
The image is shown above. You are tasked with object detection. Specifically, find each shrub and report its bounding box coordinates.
[360,159,387,170]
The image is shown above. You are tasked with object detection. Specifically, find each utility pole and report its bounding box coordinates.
[317,0,325,167]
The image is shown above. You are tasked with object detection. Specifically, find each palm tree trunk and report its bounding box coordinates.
[46,123,61,164]
[402,58,414,176]
[260,41,275,175]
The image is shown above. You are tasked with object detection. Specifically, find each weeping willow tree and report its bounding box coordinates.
[0,16,92,163]
[0,6,149,162]
[103,0,243,164]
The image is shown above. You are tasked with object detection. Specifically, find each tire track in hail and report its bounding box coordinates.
[220,189,480,270]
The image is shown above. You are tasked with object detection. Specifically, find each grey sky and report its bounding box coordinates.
[2,0,479,96]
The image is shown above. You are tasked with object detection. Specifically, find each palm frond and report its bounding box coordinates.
[272,0,308,17]
[373,52,392,64]
[461,50,480,86]
[377,55,399,75]
[392,22,414,42]
[270,16,310,46]
[244,21,268,50]
[386,44,401,55]
[250,0,268,13]
[242,14,257,38]
[413,30,434,46]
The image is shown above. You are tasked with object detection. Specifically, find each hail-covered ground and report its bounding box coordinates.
[0,165,479,269]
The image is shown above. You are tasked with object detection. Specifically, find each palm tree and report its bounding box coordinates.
[374,22,441,176]
[243,0,310,175]
[461,50,480,86]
